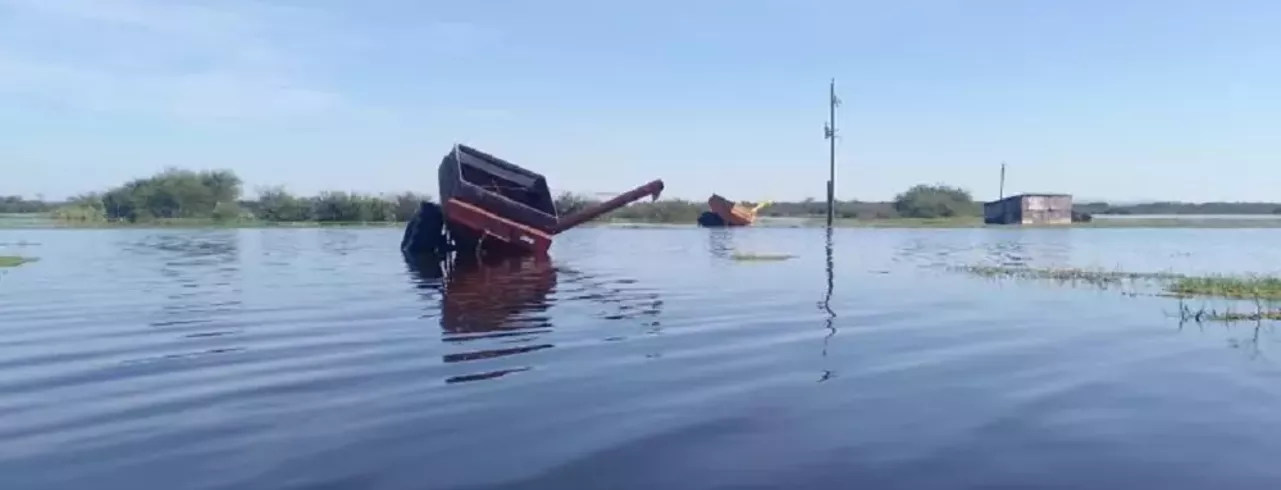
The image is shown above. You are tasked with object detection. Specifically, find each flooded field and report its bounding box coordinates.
[3,226,1281,490]
[0,213,55,228]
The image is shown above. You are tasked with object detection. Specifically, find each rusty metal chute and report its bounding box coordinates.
[553,180,664,234]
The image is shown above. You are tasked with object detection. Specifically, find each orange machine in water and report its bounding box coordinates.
[701,194,771,227]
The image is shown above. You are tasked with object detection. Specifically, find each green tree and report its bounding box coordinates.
[201,170,243,206]
[0,196,54,214]
[49,193,107,222]
[554,192,596,216]
[254,186,313,222]
[393,192,433,222]
[892,184,978,219]
[93,168,241,222]
[211,201,244,222]
[307,191,401,222]
[608,199,704,223]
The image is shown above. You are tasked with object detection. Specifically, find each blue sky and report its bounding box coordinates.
[1,0,1277,202]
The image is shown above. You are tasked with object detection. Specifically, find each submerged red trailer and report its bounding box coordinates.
[402,144,664,257]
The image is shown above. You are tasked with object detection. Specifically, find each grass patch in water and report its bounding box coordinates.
[953,265,1281,301]
[952,265,1181,287]
[730,252,797,262]
[1166,275,1281,301]
[0,256,35,268]
[956,265,1281,346]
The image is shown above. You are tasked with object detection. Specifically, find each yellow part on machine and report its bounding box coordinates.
[749,200,772,213]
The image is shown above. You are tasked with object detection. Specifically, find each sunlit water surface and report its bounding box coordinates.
[3,227,1281,490]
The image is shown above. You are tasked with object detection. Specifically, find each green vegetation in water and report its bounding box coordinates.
[955,264,1281,327]
[953,265,1182,287]
[0,256,35,268]
[729,252,797,262]
[1166,275,1281,301]
[952,265,1281,301]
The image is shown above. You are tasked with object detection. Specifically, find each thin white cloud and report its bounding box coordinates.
[0,0,506,121]
[0,52,343,118]
[0,0,346,119]
[0,0,252,37]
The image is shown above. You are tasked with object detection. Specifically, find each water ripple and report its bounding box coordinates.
[4,227,1281,489]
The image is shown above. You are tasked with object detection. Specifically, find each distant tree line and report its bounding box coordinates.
[554,183,982,221]
[0,196,55,214]
[9,168,1281,224]
[37,168,430,223]
[559,186,1281,222]
[1074,201,1281,216]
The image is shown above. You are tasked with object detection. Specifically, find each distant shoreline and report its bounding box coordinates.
[6,214,1281,230]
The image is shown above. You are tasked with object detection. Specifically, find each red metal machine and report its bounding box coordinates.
[402,144,664,257]
[698,194,771,227]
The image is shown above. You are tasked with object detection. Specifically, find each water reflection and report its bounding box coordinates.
[122,231,240,261]
[405,253,555,384]
[259,229,304,267]
[1183,316,1276,360]
[706,229,734,259]
[16,227,1281,489]
[558,268,665,337]
[892,229,1079,272]
[318,228,360,257]
[984,238,1031,268]
[980,231,1075,269]
[819,226,837,382]
[1172,298,1281,359]
[438,255,557,338]
[893,235,971,269]
[122,231,245,363]
[405,252,665,383]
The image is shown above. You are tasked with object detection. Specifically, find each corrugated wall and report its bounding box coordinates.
[984,197,1022,224]
[1020,195,1072,225]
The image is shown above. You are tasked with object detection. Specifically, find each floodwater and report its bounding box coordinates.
[3,227,1281,490]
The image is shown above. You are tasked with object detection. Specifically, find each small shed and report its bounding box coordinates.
[984,194,1073,225]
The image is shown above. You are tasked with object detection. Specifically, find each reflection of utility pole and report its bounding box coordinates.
[820,78,841,377]
[819,226,837,382]
[824,79,841,226]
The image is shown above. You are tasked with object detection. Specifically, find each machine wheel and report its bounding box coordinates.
[401,201,449,257]
[697,211,727,228]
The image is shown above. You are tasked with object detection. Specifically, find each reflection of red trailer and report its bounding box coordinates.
[430,254,557,384]
[440,254,557,336]
[409,144,664,257]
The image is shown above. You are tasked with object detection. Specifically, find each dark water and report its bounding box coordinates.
[4,227,1281,490]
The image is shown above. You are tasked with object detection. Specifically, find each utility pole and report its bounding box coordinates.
[999,162,1006,200]
[824,79,841,226]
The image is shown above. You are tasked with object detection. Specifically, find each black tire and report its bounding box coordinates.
[697,211,727,228]
[401,201,448,256]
